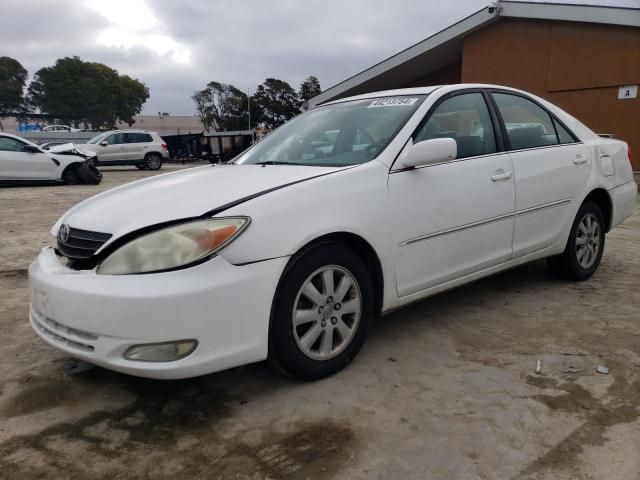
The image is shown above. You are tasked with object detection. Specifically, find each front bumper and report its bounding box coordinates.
[28,247,288,379]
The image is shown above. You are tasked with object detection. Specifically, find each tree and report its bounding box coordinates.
[192,81,250,132]
[298,76,321,103]
[192,88,215,132]
[0,57,28,130]
[253,78,301,129]
[27,56,149,129]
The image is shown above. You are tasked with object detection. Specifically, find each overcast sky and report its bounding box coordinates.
[1,0,637,115]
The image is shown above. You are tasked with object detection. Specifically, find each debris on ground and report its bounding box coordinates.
[562,367,585,374]
[561,349,586,357]
[535,360,542,374]
[64,358,96,375]
[596,365,609,374]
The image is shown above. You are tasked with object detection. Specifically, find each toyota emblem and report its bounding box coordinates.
[58,224,70,243]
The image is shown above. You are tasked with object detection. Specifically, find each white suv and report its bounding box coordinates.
[76,130,169,170]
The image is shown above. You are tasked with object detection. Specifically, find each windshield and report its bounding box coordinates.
[87,132,110,144]
[235,95,425,167]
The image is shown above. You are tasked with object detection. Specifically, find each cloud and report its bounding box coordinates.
[2,0,636,115]
[86,0,191,64]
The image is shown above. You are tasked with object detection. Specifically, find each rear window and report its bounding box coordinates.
[493,93,559,150]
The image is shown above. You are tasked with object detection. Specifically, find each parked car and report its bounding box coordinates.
[42,125,80,133]
[75,130,169,170]
[0,133,101,185]
[29,84,636,380]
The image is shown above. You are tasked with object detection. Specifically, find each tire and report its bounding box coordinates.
[144,153,163,170]
[135,164,146,170]
[547,201,605,281]
[77,162,103,185]
[61,165,81,185]
[269,242,374,380]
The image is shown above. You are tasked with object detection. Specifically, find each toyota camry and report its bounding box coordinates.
[29,84,637,380]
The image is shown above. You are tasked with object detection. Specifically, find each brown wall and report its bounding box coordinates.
[401,60,462,88]
[461,18,640,170]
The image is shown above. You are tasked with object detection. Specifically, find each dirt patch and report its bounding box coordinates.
[0,269,28,280]
[525,375,598,414]
[208,421,356,479]
[0,369,357,480]
[520,372,640,477]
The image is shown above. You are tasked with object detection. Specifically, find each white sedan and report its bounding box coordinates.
[29,84,637,380]
[0,133,99,185]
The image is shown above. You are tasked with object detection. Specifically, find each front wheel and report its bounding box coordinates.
[269,242,374,380]
[144,153,163,170]
[547,201,605,281]
[61,165,81,185]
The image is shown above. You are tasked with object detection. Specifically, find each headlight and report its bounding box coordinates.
[97,217,249,275]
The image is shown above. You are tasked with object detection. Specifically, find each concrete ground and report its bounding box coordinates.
[1,164,639,480]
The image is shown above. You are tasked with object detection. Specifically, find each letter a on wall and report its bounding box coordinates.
[618,85,638,99]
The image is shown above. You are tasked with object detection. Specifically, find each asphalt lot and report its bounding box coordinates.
[1,164,639,480]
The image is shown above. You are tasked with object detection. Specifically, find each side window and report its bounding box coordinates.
[105,133,125,145]
[493,93,559,150]
[126,133,152,143]
[0,137,26,152]
[414,93,497,159]
[553,118,576,144]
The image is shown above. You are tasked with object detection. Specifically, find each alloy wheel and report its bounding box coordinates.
[292,265,362,361]
[575,213,600,269]
[147,155,162,170]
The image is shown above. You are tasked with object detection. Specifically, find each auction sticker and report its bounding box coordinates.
[368,97,419,108]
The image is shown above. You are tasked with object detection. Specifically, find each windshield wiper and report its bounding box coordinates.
[255,161,301,166]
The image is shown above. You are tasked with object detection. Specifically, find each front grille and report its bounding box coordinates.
[57,226,112,260]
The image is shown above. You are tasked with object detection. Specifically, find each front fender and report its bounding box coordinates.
[218,161,396,306]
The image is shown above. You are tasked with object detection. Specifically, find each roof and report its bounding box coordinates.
[309,1,640,107]
[321,86,442,105]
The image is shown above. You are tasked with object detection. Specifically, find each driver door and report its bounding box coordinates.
[388,91,515,297]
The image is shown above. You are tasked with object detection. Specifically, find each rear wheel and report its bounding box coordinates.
[547,201,605,281]
[145,153,163,170]
[269,242,373,380]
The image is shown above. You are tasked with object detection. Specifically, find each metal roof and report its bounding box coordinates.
[309,1,640,107]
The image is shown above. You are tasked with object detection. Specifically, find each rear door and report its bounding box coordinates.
[490,92,591,258]
[125,133,151,161]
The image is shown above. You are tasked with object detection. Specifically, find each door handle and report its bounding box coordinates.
[573,154,587,165]
[491,171,512,182]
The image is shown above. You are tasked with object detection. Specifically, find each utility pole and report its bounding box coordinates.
[247,88,251,135]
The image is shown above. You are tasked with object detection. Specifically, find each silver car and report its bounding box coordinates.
[76,130,169,170]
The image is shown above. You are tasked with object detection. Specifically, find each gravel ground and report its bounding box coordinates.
[1,165,639,480]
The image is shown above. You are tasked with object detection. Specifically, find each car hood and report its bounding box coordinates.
[48,143,96,158]
[53,164,348,243]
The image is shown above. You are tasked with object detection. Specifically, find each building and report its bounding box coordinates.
[310,1,640,171]
[1,114,203,136]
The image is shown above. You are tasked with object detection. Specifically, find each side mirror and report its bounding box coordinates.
[23,144,42,154]
[100,141,108,146]
[401,138,457,169]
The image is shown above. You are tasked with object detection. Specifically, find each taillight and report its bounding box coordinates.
[161,143,168,150]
